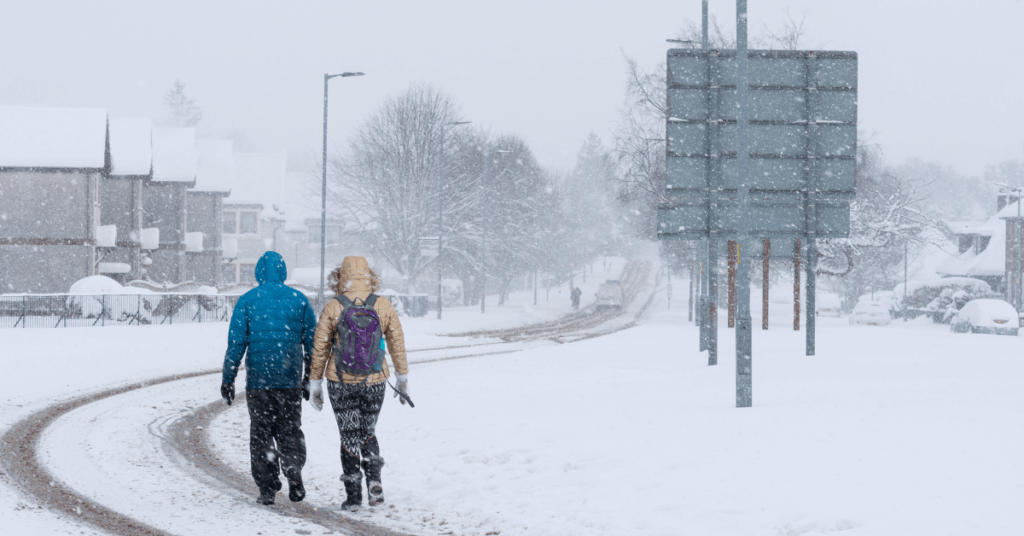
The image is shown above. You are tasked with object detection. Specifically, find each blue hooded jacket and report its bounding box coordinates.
[222,251,317,390]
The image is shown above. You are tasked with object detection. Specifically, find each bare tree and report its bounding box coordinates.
[328,84,556,302]
[818,136,934,306]
[674,9,814,50]
[329,84,470,291]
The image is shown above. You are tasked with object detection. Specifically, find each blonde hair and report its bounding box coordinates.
[328,263,381,294]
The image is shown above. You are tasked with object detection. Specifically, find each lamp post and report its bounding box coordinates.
[317,71,364,312]
[437,120,471,320]
[481,148,511,313]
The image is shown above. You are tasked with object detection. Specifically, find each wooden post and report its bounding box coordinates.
[763,238,770,330]
[688,261,694,321]
[794,238,801,331]
[728,240,737,328]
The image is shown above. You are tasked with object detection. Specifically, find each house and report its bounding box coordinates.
[100,117,152,284]
[0,107,109,293]
[187,140,234,286]
[938,197,1024,297]
[222,154,359,287]
[222,152,288,284]
[143,128,196,284]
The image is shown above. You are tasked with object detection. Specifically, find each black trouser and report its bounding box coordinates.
[327,380,386,497]
[246,388,306,494]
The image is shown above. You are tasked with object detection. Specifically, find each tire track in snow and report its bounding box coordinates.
[0,371,216,536]
[1,259,660,536]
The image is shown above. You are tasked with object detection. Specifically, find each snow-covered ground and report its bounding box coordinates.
[2,273,1023,535]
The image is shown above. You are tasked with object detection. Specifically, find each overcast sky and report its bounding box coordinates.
[1,0,1022,176]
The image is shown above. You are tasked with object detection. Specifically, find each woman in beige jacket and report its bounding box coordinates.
[308,256,409,511]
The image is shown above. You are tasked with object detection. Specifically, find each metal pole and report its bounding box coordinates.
[702,0,709,49]
[734,0,753,407]
[481,149,489,314]
[1011,192,1019,317]
[807,238,817,356]
[903,240,908,321]
[728,240,736,328]
[318,73,329,312]
[534,268,538,305]
[708,238,718,366]
[763,238,770,330]
[794,238,801,330]
[437,124,446,320]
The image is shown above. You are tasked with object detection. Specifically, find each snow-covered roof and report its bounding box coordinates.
[109,118,152,176]
[937,201,1022,278]
[151,128,196,182]
[192,140,235,193]
[946,221,994,237]
[0,106,108,169]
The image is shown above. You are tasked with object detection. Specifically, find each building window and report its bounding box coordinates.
[223,262,237,284]
[240,212,258,234]
[223,212,236,234]
[239,263,257,284]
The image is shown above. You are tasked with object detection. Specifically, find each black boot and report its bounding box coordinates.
[288,479,305,503]
[367,480,384,507]
[362,453,385,507]
[257,488,276,505]
[340,473,362,512]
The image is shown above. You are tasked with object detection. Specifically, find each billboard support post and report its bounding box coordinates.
[734,0,753,408]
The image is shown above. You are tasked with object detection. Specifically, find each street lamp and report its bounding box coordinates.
[481,148,511,314]
[317,72,364,311]
[437,120,471,320]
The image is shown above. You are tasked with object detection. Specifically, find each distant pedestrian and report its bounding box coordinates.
[221,251,316,506]
[571,286,582,311]
[308,256,410,512]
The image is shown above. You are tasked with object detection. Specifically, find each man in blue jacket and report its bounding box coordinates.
[222,251,317,505]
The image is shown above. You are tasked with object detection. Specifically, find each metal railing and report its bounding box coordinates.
[0,294,239,329]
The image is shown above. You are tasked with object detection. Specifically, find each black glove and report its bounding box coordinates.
[221,382,235,406]
[301,378,310,401]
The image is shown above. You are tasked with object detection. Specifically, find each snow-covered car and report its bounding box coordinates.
[949,299,1019,335]
[848,301,891,326]
[595,280,624,310]
[816,292,842,317]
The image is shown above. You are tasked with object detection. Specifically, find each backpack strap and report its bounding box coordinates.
[334,295,354,309]
[364,294,379,308]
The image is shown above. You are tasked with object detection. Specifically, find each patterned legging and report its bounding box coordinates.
[327,379,386,484]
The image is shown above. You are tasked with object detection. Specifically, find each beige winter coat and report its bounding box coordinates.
[310,256,408,384]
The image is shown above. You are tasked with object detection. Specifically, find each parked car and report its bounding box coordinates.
[816,292,842,317]
[849,301,892,326]
[949,299,1019,336]
[596,280,624,311]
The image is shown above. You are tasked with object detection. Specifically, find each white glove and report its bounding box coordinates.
[309,379,324,411]
[394,374,409,405]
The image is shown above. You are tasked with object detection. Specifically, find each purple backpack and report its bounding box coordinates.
[332,294,386,376]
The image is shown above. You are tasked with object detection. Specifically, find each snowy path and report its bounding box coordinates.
[0,258,659,535]
[4,261,1022,535]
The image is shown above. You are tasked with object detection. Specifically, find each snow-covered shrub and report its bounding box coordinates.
[893,278,993,323]
[68,276,162,323]
[441,279,462,308]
